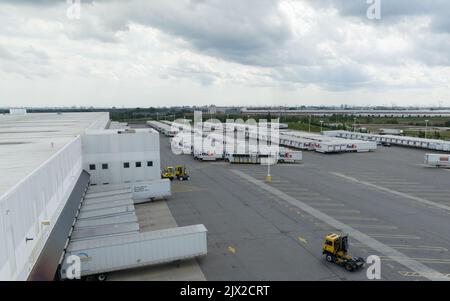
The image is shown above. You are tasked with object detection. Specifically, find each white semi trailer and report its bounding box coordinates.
[424,154,450,168]
[60,224,207,281]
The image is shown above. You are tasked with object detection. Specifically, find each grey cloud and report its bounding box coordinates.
[274,63,373,91]
[308,0,450,32]
[1,0,449,92]
[116,0,292,66]
[0,46,15,60]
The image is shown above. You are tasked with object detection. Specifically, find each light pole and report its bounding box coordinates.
[425,120,429,139]
[320,120,324,133]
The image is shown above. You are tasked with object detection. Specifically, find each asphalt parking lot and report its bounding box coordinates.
[159,135,450,280]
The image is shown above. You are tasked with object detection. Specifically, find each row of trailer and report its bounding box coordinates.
[323,130,450,152]
[150,120,377,158]
[279,131,377,154]
[171,131,302,164]
[147,120,178,137]
[149,120,302,164]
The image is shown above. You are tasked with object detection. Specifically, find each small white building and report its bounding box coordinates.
[82,128,161,185]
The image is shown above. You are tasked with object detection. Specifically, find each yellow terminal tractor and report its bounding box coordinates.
[161,166,175,181]
[322,233,365,271]
[175,165,190,181]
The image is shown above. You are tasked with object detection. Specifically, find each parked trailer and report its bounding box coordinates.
[278,149,302,163]
[146,121,178,137]
[424,154,450,168]
[60,224,207,280]
[227,153,277,164]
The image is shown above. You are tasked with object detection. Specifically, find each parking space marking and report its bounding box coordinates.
[319,208,361,214]
[331,172,450,212]
[396,189,450,193]
[371,181,421,185]
[347,224,398,230]
[399,271,450,279]
[314,223,397,230]
[232,169,448,281]
[334,216,378,221]
[351,243,448,252]
[306,203,346,207]
[296,197,334,202]
[367,234,421,240]
[381,257,450,265]
[298,236,308,244]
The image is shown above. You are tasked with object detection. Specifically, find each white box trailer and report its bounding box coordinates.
[132,179,171,203]
[345,140,377,152]
[424,154,450,167]
[60,224,207,280]
[278,149,302,163]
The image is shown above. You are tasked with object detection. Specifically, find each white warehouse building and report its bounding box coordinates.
[0,112,171,281]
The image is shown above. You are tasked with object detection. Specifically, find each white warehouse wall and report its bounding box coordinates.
[82,129,161,185]
[0,137,83,281]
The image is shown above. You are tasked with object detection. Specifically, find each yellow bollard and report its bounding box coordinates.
[265,175,272,183]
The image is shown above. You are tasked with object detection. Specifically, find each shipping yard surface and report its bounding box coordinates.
[155,132,450,281]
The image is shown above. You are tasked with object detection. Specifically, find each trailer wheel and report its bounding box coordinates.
[345,263,354,272]
[326,254,333,262]
[97,274,107,281]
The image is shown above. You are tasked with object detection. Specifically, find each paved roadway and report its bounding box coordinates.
[159,135,450,281]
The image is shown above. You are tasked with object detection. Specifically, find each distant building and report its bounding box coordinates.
[9,108,27,115]
[379,128,404,135]
[208,105,217,115]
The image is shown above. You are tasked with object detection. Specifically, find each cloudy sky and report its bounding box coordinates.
[0,0,449,108]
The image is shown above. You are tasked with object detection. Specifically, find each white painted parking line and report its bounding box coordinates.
[297,197,333,201]
[406,192,450,197]
[334,216,378,221]
[347,224,398,230]
[371,181,421,185]
[319,208,361,214]
[399,271,450,279]
[306,203,345,207]
[275,188,315,193]
[331,172,450,212]
[314,223,397,230]
[367,234,421,240]
[381,257,450,265]
[231,169,448,281]
[350,244,447,252]
[394,188,450,193]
